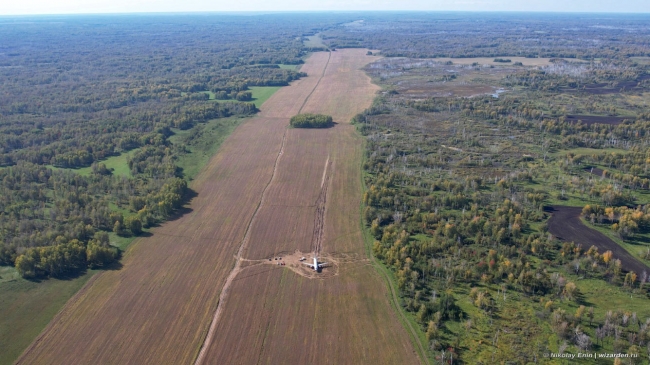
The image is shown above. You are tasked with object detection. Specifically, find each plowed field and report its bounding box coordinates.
[197,49,421,365]
[546,206,650,275]
[17,50,420,365]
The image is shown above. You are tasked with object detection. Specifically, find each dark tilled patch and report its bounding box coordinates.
[583,166,605,176]
[565,115,630,125]
[560,75,649,95]
[546,205,650,275]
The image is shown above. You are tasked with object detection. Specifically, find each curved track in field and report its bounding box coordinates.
[194,52,334,365]
[193,129,287,365]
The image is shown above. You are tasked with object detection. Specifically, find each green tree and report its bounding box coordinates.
[426,320,438,341]
[87,240,118,268]
[125,216,143,235]
[564,282,579,301]
[15,252,38,278]
[113,220,126,236]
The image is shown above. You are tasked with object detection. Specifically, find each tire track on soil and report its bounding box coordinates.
[194,129,287,365]
[298,51,331,114]
[311,157,331,255]
[194,52,332,365]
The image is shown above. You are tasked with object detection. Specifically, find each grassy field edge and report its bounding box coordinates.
[357,135,432,365]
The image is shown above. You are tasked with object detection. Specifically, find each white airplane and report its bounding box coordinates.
[304,255,328,272]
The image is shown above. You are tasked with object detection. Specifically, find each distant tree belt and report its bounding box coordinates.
[209,73,308,100]
[0,101,257,168]
[289,114,333,128]
[493,58,511,63]
[186,69,306,92]
[322,13,650,60]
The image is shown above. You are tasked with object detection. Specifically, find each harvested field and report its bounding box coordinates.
[201,264,413,365]
[241,251,343,280]
[546,206,650,275]
[565,114,629,125]
[18,49,420,365]
[199,49,421,365]
[241,128,331,259]
[15,52,322,365]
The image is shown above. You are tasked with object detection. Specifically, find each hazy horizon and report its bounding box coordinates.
[2,0,649,16]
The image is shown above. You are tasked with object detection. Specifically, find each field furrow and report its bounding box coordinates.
[199,49,421,365]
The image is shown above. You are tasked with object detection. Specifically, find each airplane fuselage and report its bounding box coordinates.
[303,255,327,272]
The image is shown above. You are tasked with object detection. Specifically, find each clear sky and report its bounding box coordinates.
[1,0,649,16]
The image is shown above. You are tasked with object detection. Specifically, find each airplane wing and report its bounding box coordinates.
[318,262,329,267]
[303,262,315,267]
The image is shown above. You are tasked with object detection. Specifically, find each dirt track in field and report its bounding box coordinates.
[546,206,650,275]
[198,49,421,365]
[17,50,421,365]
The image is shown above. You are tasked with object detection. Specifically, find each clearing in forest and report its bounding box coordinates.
[17,50,420,365]
[304,33,326,48]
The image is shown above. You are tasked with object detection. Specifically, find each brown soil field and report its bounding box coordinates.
[241,127,331,259]
[546,206,650,275]
[584,166,605,177]
[17,50,421,365]
[200,263,414,365]
[198,49,422,365]
[565,114,629,125]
